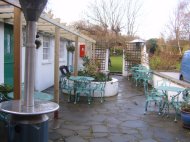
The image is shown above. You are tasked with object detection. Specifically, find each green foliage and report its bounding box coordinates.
[79,56,110,81]
[181,102,190,112]
[175,62,181,71]
[82,56,90,66]
[109,56,122,72]
[0,84,13,95]
[149,49,181,71]
[66,44,75,53]
[110,48,123,56]
[149,56,161,70]
[146,38,158,54]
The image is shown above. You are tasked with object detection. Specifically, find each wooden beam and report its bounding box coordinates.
[0,13,14,19]
[54,27,60,119]
[0,1,8,5]
[2,0,20,8]
[54,27,60,104]
[13,7,22,100]
[40,14,96,43]
[2,0,96,44]
[92,43,95,60]
[74,36,79,76]
[0,7,14,13]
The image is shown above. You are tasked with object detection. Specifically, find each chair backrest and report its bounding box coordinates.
[182,88,190,102]
[95,80,106,91]
[60,76,70,89]
[76,77,91,90]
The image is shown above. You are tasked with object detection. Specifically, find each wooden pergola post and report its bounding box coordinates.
[92,43,95,61]
[54,27,60,118]
[74,36,79,76]
[13,7,22,100]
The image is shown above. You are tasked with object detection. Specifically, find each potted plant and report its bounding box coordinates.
[0,84,13,102]
[66,44,75,53]
[181,101,190,129]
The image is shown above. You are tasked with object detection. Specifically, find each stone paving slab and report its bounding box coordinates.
[47,75,190,142]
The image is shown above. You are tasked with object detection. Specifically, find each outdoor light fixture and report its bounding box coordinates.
[19,0,48,107]
[19,0,47,21]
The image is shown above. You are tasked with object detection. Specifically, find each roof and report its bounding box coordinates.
[1,0,96,43]
[130,39,145,43]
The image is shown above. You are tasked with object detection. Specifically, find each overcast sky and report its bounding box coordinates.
[48,0,179,40]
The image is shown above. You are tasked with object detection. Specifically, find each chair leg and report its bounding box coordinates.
[67,91,71,102]
[100,92,104,103]
[87,93,91,105]
[158,101,162,115]
[144,101,148,114]
[74,93,78,104]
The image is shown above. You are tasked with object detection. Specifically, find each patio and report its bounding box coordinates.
[46,75,190,142]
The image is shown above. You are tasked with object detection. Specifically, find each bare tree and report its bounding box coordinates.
[125,0,143,37]
[86,0,142,37]
[166,0,190,55]
[86,0,125,35]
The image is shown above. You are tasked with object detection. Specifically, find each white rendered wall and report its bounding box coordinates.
[0,22,4,84]
[35,36,54,91]
[105,49,109,72]
[34,36,69,91]
[122,49,127,76]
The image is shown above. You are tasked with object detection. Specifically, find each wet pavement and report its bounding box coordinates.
[45,75,190,142]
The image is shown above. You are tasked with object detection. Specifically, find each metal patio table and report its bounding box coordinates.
[155,85,185,121]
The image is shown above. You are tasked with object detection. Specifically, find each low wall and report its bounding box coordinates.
[152,71,190,101]
[62,78,119,97]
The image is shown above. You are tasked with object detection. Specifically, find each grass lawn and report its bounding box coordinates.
[109,55,123,72]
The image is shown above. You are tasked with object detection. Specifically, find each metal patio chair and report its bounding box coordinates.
[92,80,106,103]
[143,81,163,115]
[60,76,74,102]
[170,88,190,122]
[74,77,92,104]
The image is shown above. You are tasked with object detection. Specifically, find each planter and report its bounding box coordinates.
[181,110,190,129]
[92,78,118,97]
[62,78,119,97]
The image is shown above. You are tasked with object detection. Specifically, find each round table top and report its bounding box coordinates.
[155,86,185,92]
[0,100,59,115]
[69,76,95,81]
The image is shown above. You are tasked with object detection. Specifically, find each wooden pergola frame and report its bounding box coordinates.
[1,0,96,108]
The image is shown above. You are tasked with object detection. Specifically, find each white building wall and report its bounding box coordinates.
[35,36,54,91]
[0,22,4,84]
[122,49,127,76]
[105,49,109,72]
[34,36,69,91]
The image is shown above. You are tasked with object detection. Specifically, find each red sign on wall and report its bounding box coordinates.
[80,44,85,57]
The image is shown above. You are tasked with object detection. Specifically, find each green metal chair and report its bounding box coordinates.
[74,77,92,104]
[60,76,74,102]
[131,65,148,86]
[143,79,163,115]
[92,80,106,103]
[170,88,190,122]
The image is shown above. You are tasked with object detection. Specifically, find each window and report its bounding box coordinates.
[60,41,65,59]
[43,36,50,60]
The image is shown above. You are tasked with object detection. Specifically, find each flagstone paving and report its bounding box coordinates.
[46,75,190,142]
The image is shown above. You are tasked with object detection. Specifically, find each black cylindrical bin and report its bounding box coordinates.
[9,115,48,142]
